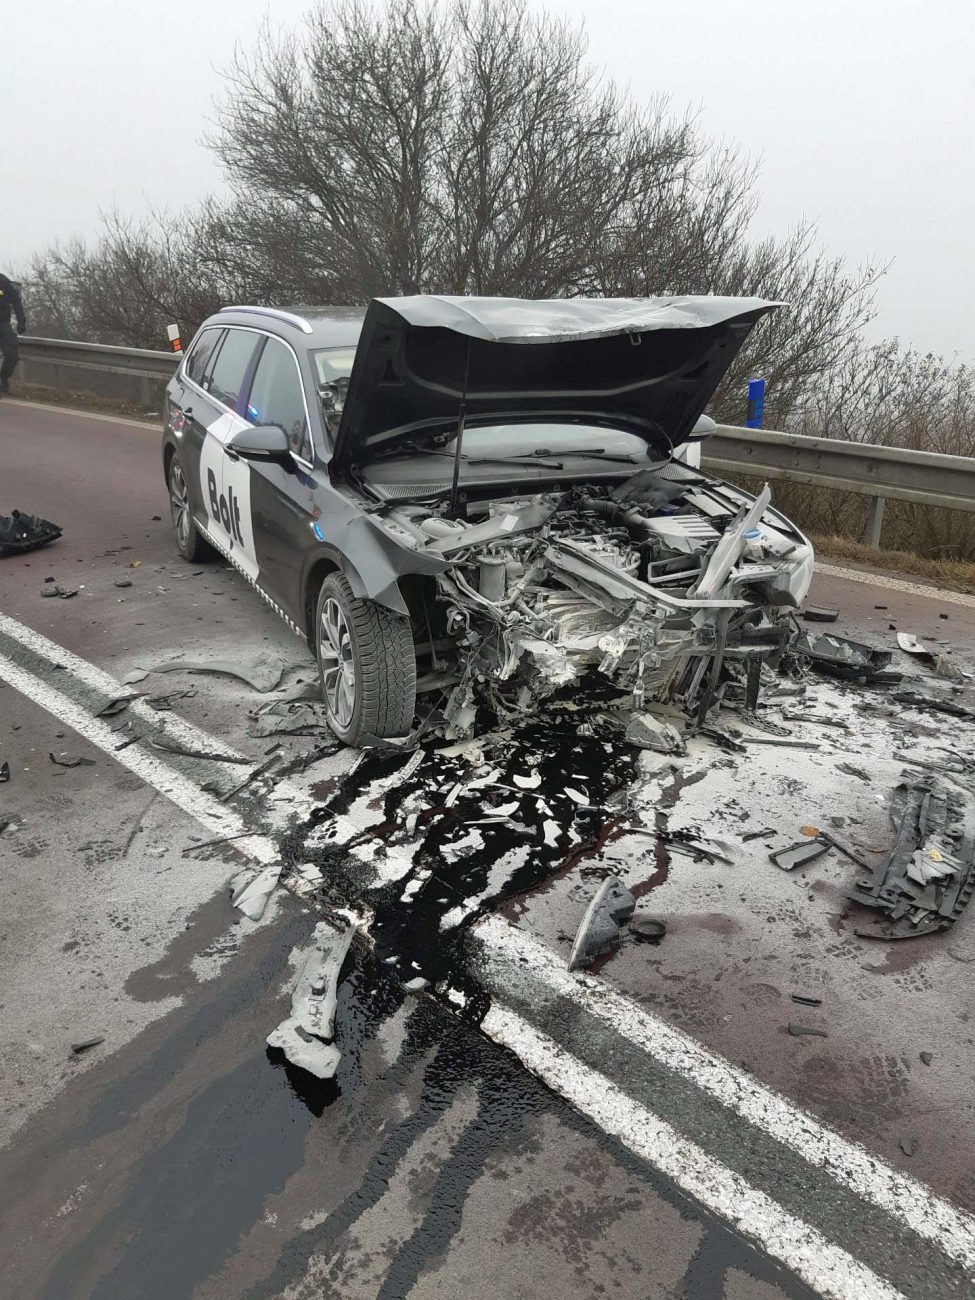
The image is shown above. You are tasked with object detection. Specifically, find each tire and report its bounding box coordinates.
[167,452,213,563]
[315,573,417,745]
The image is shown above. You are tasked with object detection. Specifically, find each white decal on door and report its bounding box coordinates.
[199,412,260,582]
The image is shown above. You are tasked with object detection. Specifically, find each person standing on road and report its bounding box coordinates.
[0,273,27,395]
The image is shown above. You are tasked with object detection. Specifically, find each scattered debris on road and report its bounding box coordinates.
[788,1023,828,1038]
[70,1036,105,1055]
[40,585,78,599]
[848,777,975,938]
[48,752,96,769]
[801,605,839,622]
[267,916,359,1079]
[94,695,136,719]
[790,629,899,684]
[0,760,9,783]
[0,510,62,557]
[231,864,283,921]
[148,649,290,693]
[568,877,636,969]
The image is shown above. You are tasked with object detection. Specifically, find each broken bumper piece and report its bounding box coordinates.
[849,778,975,938]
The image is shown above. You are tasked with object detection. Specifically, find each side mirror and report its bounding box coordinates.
[228,424,291,460]
[686,414,717,442]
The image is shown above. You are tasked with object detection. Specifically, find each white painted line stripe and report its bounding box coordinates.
[0,651,278,866]
[0,610,280,776]
[475,914,975,1272]
[815,561,975,609]
[482,1004,904,1300]
[7,397,157,430]
[0,611,410,875]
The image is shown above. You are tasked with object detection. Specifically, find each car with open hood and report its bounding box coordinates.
[162,295,813,746]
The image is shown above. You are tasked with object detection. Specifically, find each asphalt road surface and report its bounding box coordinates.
[2,399,974,1300]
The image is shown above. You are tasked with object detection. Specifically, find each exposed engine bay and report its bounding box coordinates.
[376,459,814,737]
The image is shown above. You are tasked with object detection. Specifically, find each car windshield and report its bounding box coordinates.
[311,347,357,385]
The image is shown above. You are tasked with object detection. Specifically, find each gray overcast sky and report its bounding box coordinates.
[5,0,973,359]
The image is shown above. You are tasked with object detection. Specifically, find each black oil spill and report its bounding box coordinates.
[245,963,816,1300]
[287,689,647,991]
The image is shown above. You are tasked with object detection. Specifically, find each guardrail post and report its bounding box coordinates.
[864,494,886,549]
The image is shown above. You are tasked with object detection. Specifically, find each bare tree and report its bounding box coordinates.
[25,0,880,426]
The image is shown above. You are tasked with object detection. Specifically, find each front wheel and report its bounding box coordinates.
[167,452,213,563]
[315,573,416,746]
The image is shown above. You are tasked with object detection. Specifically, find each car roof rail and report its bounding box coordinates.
[219,305,314,335]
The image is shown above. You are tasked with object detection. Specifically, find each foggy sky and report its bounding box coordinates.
[5,0,973,360]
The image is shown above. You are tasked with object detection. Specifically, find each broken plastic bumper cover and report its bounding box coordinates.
[849,778,975,938]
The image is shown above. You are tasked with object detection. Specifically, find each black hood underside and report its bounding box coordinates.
[332,295,781,469]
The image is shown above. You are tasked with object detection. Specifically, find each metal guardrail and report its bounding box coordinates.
[19,335,179,379]
[15,337,975,548]
[705,425,975,546]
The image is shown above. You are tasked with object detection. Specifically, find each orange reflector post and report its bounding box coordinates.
[166,322,182,353]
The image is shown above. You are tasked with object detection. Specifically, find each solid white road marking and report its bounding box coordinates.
[482,1004,904,1300]
[0,650,278,866]
[0,610,406,873]
[6,397,157,430]
[475,914,975,1273]
[815,561,975,609]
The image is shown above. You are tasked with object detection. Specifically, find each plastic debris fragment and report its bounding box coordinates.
[568,877,636,970]
[0,510,62,557]
[231,864,283,921]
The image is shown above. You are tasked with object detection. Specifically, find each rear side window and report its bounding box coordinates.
[184,327,223,387]
[207,328,259,412]
[246,337,312,462]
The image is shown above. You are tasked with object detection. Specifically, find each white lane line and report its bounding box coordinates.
[482,1004,903,1300]
[6,397,157,430]
[0,609,288,789]
[815,561,975,609]
[0,610,405,872]
[475,914,975,1273]
[0,651,278,866]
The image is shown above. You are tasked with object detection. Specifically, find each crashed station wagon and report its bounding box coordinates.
[163,295,813,746]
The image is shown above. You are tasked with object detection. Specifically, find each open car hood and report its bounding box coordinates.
[331,295,781,470]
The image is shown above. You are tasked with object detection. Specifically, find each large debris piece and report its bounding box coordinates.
[791,629,898,684]
[848,778,975,938]
[568,877,636,970]
[0,510,62,557]
[267,918,359,1079]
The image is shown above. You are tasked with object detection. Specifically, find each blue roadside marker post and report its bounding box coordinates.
[746,377,766,428]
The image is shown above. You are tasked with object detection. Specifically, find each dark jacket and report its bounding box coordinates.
[0,275,26,332]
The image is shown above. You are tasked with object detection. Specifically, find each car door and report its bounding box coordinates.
[167,325,225,523]
[196,327,262,573]
[238,333,321,624]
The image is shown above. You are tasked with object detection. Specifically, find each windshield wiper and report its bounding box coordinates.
[417,449,566,470]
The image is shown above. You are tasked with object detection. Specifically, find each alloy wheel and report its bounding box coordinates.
[320,597,356,729]
[169,460,190,550]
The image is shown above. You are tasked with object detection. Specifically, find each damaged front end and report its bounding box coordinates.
[383,462,813,737]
